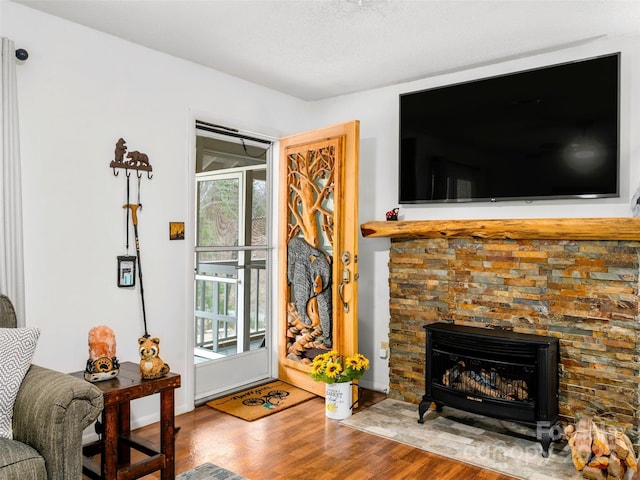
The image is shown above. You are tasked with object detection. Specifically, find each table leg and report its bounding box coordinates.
[159,389,176,480]
[103,404,119,480]
[118,401,131,466]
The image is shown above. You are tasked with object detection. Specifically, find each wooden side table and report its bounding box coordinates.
[71,361,181,480]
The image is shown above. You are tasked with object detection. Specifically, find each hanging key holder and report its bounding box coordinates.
[109,138,154,338]
[110,137,153,179]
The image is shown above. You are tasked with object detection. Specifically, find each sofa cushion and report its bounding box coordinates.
[0,327,40,439]
[0,437,47,479]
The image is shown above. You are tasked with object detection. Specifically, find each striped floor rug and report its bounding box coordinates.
[341,398,583,480]
[176,462,248,480]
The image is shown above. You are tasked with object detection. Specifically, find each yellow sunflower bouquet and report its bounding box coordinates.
[309,350,369,384]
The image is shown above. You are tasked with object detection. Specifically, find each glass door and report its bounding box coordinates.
[194,130,271,402]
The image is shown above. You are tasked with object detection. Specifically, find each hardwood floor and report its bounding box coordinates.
[84,389,517,480]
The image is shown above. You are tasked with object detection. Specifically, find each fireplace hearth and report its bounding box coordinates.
[418,322,562,456]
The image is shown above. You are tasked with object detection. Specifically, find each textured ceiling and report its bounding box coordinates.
[11,0,640,100]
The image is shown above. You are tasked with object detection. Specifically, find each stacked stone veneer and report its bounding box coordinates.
[387,237,640,432]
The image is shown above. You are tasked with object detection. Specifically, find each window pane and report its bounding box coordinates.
[194,250,265,355]
[195,251,239,355]
[197,177,239,247]
[250,171,267,249]
[247,257,266,343]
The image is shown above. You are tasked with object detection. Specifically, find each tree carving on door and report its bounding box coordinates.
[285,140,341,363]
[286,144,335,246]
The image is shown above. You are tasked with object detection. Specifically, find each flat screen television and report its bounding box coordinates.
[399,53,620,204]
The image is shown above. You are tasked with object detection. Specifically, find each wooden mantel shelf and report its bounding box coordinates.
[360,217,640,241]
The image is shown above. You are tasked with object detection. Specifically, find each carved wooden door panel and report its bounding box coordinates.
[278,120,359,396]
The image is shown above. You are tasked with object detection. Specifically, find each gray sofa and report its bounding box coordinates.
[0,294,103,480]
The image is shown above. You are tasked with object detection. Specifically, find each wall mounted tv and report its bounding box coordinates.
[399,52,620,204]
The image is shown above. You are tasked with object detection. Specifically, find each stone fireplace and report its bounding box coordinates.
[361,218,640,436]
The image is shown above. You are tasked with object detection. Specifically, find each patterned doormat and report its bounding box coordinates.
[177,462,248,480]
[206,380,316,421]
[341,398,585,480]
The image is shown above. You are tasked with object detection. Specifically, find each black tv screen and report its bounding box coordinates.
[399,53,620,204]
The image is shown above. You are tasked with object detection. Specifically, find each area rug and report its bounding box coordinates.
[206,380,316,421]
[341,398,587,480]
[177,462,248,480]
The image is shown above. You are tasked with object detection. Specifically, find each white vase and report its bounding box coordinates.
[325,382,352,419]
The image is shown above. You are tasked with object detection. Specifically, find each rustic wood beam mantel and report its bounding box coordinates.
[360,217,640,241]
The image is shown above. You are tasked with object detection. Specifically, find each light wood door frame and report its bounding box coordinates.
[278,120,360,397]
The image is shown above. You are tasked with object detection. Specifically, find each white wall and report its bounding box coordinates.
[3,1,640,422]
[311,35,640,393]
[1,2,309,427]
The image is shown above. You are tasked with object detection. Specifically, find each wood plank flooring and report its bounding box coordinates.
[83,389,517,480]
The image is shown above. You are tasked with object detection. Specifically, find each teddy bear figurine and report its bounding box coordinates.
[138,336,170,379]
[84,325,120,382]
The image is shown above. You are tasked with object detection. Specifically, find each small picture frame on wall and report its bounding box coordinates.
[169,221,185,240]
[117,256,136,288]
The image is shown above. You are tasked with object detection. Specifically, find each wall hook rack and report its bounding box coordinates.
[109,138,153,179]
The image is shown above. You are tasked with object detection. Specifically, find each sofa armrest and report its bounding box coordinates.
[12,364,103,480]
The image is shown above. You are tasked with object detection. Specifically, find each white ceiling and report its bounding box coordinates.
[11,0,640,101]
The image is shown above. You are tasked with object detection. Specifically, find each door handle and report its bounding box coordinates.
[338,251,351,312]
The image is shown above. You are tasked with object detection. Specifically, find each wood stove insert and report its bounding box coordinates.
[418,323,562,456]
